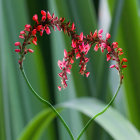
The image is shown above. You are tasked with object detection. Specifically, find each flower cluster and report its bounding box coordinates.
[14,10,127,91]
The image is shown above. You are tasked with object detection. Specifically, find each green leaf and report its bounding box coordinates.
[19,98,140,140]
[18,109,56,140]
[60,98,140,140]
[117,0,140,130]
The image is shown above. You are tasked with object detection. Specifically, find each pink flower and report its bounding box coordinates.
[100,46,104,53]
[122,65,127,68]
[15,42,21,46]
[28,49,34,53]
[32,14,38,23]
[93,30,97,38]
[14,10,127,91]
[58,58,67,69]
[58,86,62,91]
[76,53,81,59]
[72,40,76,48]
[45,26,51,35]
[98,29,103,34]
[25,24,31,31]
[85,57,89,63]
[19,35,24,39]
[112,42,118,48]
[106,53,111,61]
[37,25,42,31]
[86,72,90,77]
[101,43,107,48]
[42,16,46,21]
[58,72,63,77]
[32,36,37,45]
[117,48,123,52]
[64,49,67,58]
[110,65,115,68]
[32,29,37,36]
[20,31,25,34]
[84,44,90,54]
[107,46,112,53]
[98,29,103,38]
[119,52,123,55]
[94,44,99,51]
[15,49,20,52]
[122,58,127,62]
[66,68,71,74]
[47,11,52,20]
[71,22,75,31]
[79,32,83,41]
[106,33,111,40]
[41,10,46,16]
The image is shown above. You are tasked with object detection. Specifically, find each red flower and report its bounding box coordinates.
[25,24,31,31]
[107,46,112,53]
[32,29,37,36]
[32,14,38,23]
[86,72,90,77]
[94,44,99,51]
[119,52,123,55]
[15,42,21,46]
[41,10,46,16]
[28,49,34,53]
[122,58,128,62]
[45,26,51,35]
[93,30,97,38]
[32,36,37,45]
[79,32,83,41]
[106,53,111,61]
[117,48,123,51]
[47,11,52,20]
[64,49,67,58]
[110,65,115,68]
[112,42,118,48]
[19,34,24,39]
[14,10,127,90]
[58,86,62,91]
[71,23,75,31]
[122,65,127,68]
[98,29,103,38]
[20,31,25,34]
[15,49,20,52]
[106,33,111,40]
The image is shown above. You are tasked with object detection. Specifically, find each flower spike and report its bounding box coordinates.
[14,10,127,89]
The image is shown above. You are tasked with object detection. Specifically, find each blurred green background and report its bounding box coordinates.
[0,0,140,140]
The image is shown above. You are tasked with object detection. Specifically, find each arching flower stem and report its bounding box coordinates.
[77,82,122,140]
[20,66,75,140]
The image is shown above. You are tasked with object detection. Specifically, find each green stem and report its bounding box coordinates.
[20,67,74,140]
[76,83,122,140]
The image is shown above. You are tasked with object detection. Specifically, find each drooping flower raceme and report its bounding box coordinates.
[14,10,127,91]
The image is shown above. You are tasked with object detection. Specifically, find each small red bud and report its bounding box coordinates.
[32,14,38,22]
[58,86,62,91]
[41,10,46,16]
[122,65,127,68]
[117,48,123,51]
[86,72,90,77]
[106,33,111,40]
[32,29,37,36]
[15,49,20,52]
[28,49,34,53]
[15,42,21,46]
[122,58,128,62]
